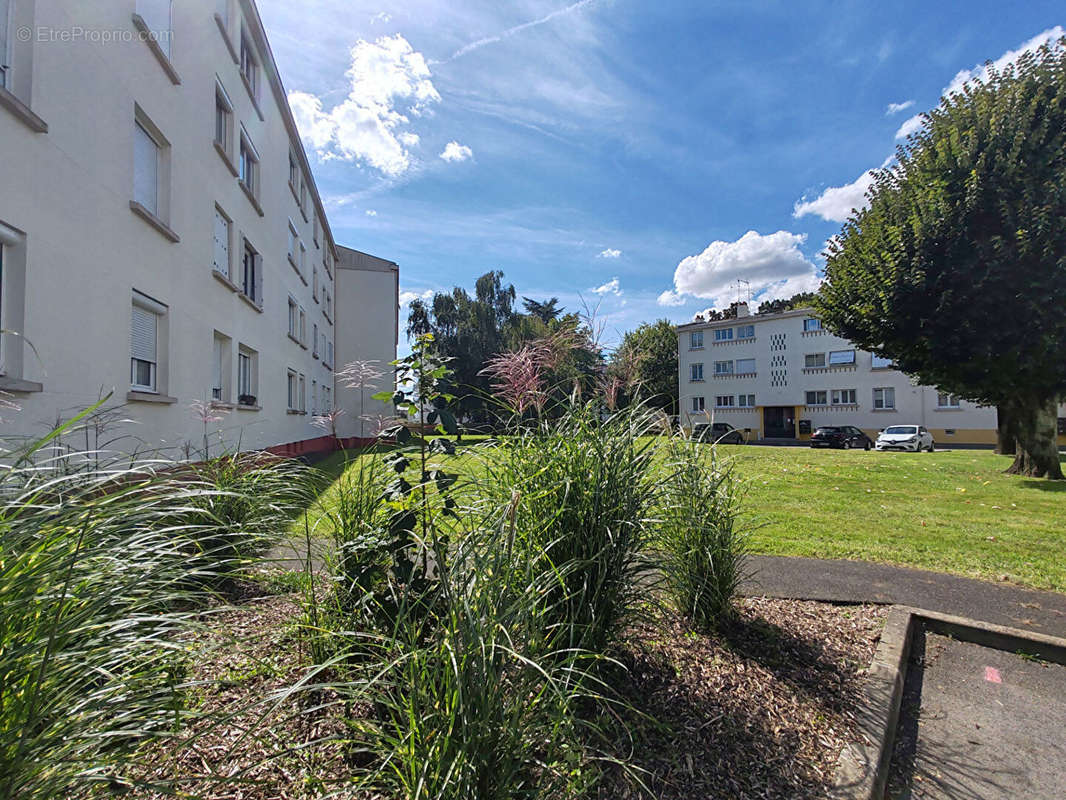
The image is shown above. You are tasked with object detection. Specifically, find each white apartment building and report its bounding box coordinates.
[0,0,398,456]
[677,304,1002,445]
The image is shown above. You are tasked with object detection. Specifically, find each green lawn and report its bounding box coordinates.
[300,443,1066,593]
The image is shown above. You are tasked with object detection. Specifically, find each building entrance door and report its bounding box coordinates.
[763,406,796,438]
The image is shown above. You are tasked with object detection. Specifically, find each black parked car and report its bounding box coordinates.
[809,425,873,450]
[694,421,746,444]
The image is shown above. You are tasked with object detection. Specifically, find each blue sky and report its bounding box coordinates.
[258,0,1063,347]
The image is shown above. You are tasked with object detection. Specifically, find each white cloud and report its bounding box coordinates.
[370,12,391,25]
[597,248,621,259]
[590,277,621,295]
[288,35,441,177]
[662,231,820,306]
[793,156,894,222]
[894,113,924,140]
[886,99,914,115]
[435,0,596,64]
[365,209,378,216]
[439,141,473,162]
[399,289,434,306]
[944,26,1064,97]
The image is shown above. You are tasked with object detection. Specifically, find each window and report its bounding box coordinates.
[288,152,299,189]
[738,394,756,407]
[287,369,298,410]
[287,221,298,264]
[691,396,705,412]
[736,324,755,339]
[714,328,733,342]
[323,385,331,411]
[937,393,960,408]
[803,318,822,332]
[299,307,306,345]
[805,353,826,369]
[215,83,234,155]
[237,346,257,403]
[690,363,704,382]
[0,219,27,379]
[714,360,733,375]
[736,358,756,374]
[312,322,319,358]
[805,390,828,406]
[299,373,306,412]
[313,264,319,301]
[212,206,231,277]
[690,331,703,349]
[133,120,161,215]
[831,389,857,405]
[871,354,895,369]
[873,387,895,410]
[299,180,307,214]
[0,0,10,89]
[130,292,165,392]
[326,341,334,369]
[324,289,332,320]
[299,242,307,277]
[136,0,172,59]
[828,349,856,366]
[313,216,320,247]
[212,331,230,402]
[287,296,298,339]
[311,380,318,415]
[241,238,262,305]
[239,31,259,100]
[239,129,259,197]
[715,395,735,408]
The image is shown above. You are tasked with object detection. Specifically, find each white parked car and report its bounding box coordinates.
[876,425,935,452]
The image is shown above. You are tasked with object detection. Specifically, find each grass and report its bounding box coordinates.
[302,443,1066,593]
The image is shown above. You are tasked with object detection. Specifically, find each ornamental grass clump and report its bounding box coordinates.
[655,435,747,630]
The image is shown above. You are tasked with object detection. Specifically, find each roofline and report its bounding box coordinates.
[240,0,338,259]
[335,244,399,273]
[676,306,816,331]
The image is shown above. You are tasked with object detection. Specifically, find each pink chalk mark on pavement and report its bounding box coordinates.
[984,666,1002,684]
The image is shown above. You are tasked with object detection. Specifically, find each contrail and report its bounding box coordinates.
[433,0,596,65]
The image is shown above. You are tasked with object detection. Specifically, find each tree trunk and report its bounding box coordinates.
[1004,396,1063,479]
[995,404,1017,455]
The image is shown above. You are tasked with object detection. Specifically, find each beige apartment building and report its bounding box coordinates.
[0,0,398,456]
[676,303,1060,447]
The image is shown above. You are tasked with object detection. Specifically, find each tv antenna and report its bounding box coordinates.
[733,279,751,304]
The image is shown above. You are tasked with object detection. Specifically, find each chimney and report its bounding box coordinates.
[733,301,750,318]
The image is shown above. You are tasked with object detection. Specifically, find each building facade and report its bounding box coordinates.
[0,0,397,456]
[677,304,1003,445]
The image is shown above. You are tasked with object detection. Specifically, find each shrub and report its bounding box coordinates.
[655,435,747,630]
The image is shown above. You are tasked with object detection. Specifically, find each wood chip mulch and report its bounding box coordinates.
[131,593,885,800]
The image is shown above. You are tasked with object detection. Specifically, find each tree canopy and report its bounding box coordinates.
[609,320,679,414]
[817,40,1066,477]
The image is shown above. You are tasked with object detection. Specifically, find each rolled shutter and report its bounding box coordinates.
[133,122,159,214]
[131,306,157,363]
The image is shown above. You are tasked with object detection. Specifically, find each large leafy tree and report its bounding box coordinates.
[610,319,679,413]
[818,41,1066,478]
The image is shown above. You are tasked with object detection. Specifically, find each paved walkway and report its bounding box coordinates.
[742,555,1066,637]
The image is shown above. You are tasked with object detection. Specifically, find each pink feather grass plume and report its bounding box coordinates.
[335,359,385,390]
[311,407,346,436]
[481,328,583,414]
[189,398,228,424]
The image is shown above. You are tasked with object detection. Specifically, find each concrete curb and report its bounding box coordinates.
[829,606,1066,799]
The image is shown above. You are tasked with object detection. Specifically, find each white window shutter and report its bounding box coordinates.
[137,0,172,58]
[213,337,224,390]
[130,306,157,363]
[213,211,229,274]
[254,256,263,306]
[0,0,10,77]
[133,123,159,214]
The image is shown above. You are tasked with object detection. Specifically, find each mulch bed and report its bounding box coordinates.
[134,593,885,800]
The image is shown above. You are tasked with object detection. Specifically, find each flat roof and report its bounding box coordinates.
[676,306,816,331]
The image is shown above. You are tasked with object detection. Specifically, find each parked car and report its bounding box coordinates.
[694,421,746,444]
[876,425,935,452]
[809,425,873,450]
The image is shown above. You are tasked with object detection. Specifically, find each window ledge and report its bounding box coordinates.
[130,201,180,243]
[286,409,307,415]
[0,86,48,133]
[214,141,239,176]
[289,180,301,206]
[240,72,265,121]
[287,332,301,345]
[0,377,43,393]
[212,268,239,292]
[238,291,263,313]
[300,205,310,223]
[239,181,264,216]
[127,390,177,404]
[210,400,235,410]
[288,254,299,272]
[131,14,181,85]
[871,408,897,413]
[236,402,262,411]
[934,407,963,412]
[690,379,705,383]
[214,13,239,64]
[689,346,704,351]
